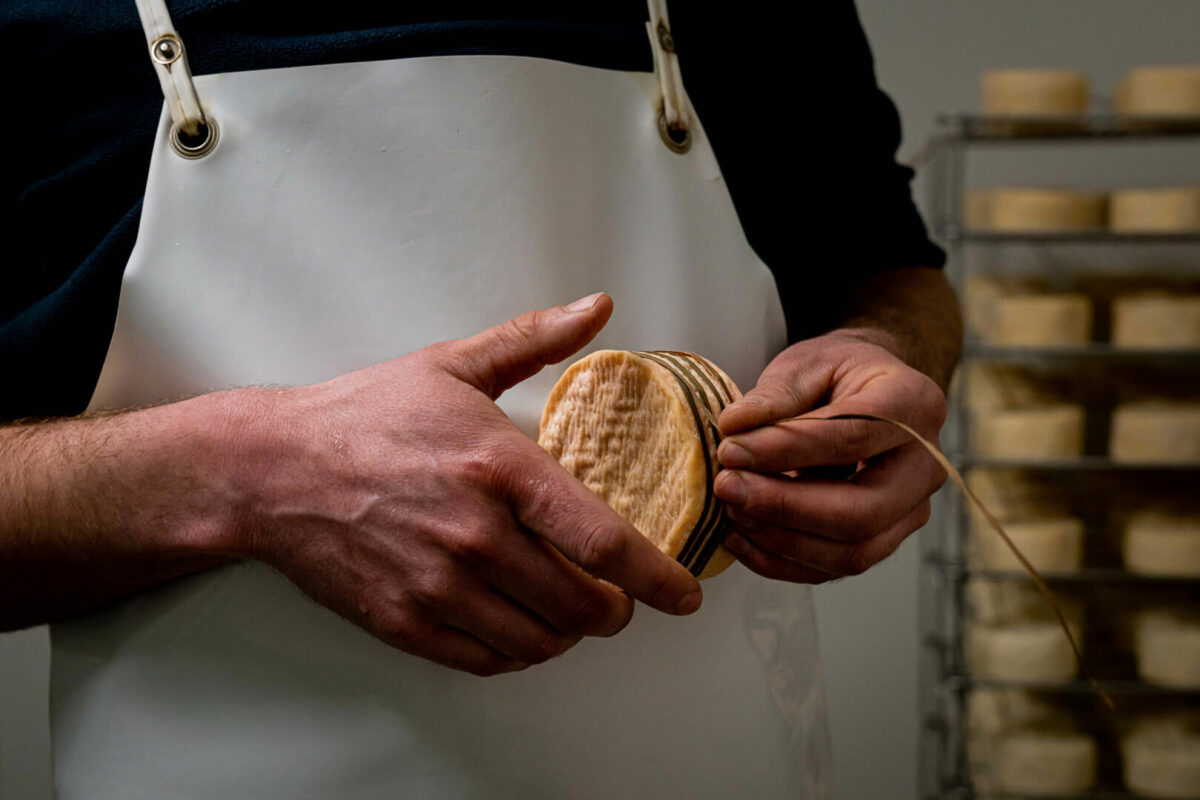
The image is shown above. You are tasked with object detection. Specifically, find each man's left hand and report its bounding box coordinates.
[713,329,948,583]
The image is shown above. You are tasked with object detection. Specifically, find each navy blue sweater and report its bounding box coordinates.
[1,1,944,421]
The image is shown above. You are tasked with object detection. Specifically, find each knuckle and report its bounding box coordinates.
[831,418,872,464]
[914,501,933,530]
[445,525,497,565]
[913,374,948,429]
[559,595,611,636]
[574,520,627,571]
[834,545,875,577]
[829,495,883,543]
[521,631,571,665]
[377,613,421,652]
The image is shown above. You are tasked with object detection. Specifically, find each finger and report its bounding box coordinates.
[717,413,910,472]
[507,442,703,616]
[375,610,529,677]
[478,527,635,638]
[721,532,839,584]
[443,292,613,399]
[727,500,932,577]
[434,580,583,666]
[713,441,945,542]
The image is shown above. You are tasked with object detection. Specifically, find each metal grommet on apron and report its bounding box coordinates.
[134,0,215,158]
[647,0,691,153]
[56,2,834,798]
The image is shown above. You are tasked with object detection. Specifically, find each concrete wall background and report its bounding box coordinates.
[3,3,1199,798]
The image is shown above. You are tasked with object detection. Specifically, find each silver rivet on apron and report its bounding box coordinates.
[657,109,691,154]
[151,34,182,65]
[169,116,219,159]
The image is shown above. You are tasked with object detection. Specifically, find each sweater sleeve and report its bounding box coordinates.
[673,1,945,343]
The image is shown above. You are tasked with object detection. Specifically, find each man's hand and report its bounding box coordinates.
[219,293,701,675]
[0,293,702,676]
[712,329,948,584]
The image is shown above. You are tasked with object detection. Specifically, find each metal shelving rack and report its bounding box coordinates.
[919,113,1200,800]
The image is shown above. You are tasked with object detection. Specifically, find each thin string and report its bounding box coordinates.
[770,412,1115,711]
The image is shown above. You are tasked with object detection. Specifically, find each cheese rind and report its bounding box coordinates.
[538,350,741,579]
[1134,609,1200,688]
[1115,66,1200,115]
[969,518,1084,572]
[982,69,1089,115]
[992,731,1097,796]
[1110,402,1200,463]
[1112,293,1200,348]
[966,620,1083,683]
[991,293,1092,346]
[966,188,1106,232]
[1123,511,1200,576]
[1121,712,1200,799]
[1110,187,1200,232]
[973,405,1085,460]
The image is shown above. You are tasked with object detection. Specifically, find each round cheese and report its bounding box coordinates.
[990,293,1092,346]
[966,620,1082,683]
[982,69,1089,115]
[969,518,1085,573]
[966,688,1072,734]
[1123,511,1200,576]
[1112,292,1200,348]
[1134,609,1200,688]
[1110,187,1200,232]
[1110,402,1200,463]
[992,731,1097,796]
[965,469,1069,520]
[539,349,740,579]
[967,579,1084,626]
[967,188,1106,233]
[1115,66,1200,115]
[973,404,1085,460]
[1122,712,1200,799]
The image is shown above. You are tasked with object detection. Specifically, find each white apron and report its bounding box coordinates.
[51,3,833,797]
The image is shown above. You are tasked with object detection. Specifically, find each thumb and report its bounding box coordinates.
[447,292,612,399]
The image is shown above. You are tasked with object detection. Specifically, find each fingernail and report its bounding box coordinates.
[566,292,604,313]
[724,533,748,555]
[718,440,752,468]
[676,590,703,615]
[715,471,747,505]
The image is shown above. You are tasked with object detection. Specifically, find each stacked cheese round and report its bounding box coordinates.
[974,405,1085,460]
[1112,292,1200,348]
[539,349,740,579]
[968,579,1084,626]
[991,293,1092,346]
[966,619,1083,683]
[982,69,1090,115]
[1110,402,1200,462]
[969,517,1085,572]
[966,690,1096,796]
[1134,609,1200,688]
[1115,66,1200,115]
[1110,187,1200,232]
[1121,712,1200,799]
[966,188,1106,232]
[1123,511,1200,576]
[965,469,1069,520]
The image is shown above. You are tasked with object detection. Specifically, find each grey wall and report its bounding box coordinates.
[3,3,1198,799]
[814,2,1199,800]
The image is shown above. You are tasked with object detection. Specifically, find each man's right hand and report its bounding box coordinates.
[0,293,702,676]
[215,292,702,675]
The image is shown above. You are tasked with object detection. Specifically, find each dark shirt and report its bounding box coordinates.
[1,1,944,421]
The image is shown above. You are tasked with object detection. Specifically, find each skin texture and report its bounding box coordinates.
[0,293,702,676]
[715,267,962,584]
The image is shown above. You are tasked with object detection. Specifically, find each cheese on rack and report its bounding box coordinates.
[1115,66,1200,115]
[1109,186,1200,232]
[966,620,1083,683]
[982,69,1089,115]
[1123,511,1200,576]
[965,469,1069,520]
[973,405,1085,460]
[990,731,1097,796]
[967,579,1084,625]
[539,349,740,579]
[1134,609,1200,688]
[991,293,1092,346]
[968,518,1085,572]
[1110,401,1200,463]
[965,188,1106,232]
[1121,712,1200,799]
[1112,292,1200,348]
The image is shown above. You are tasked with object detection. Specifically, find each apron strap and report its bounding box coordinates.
[646,0,691,153]
[133,0,218,158]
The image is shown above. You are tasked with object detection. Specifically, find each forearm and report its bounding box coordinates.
[0,394,249,630]
[829,266,962,392]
